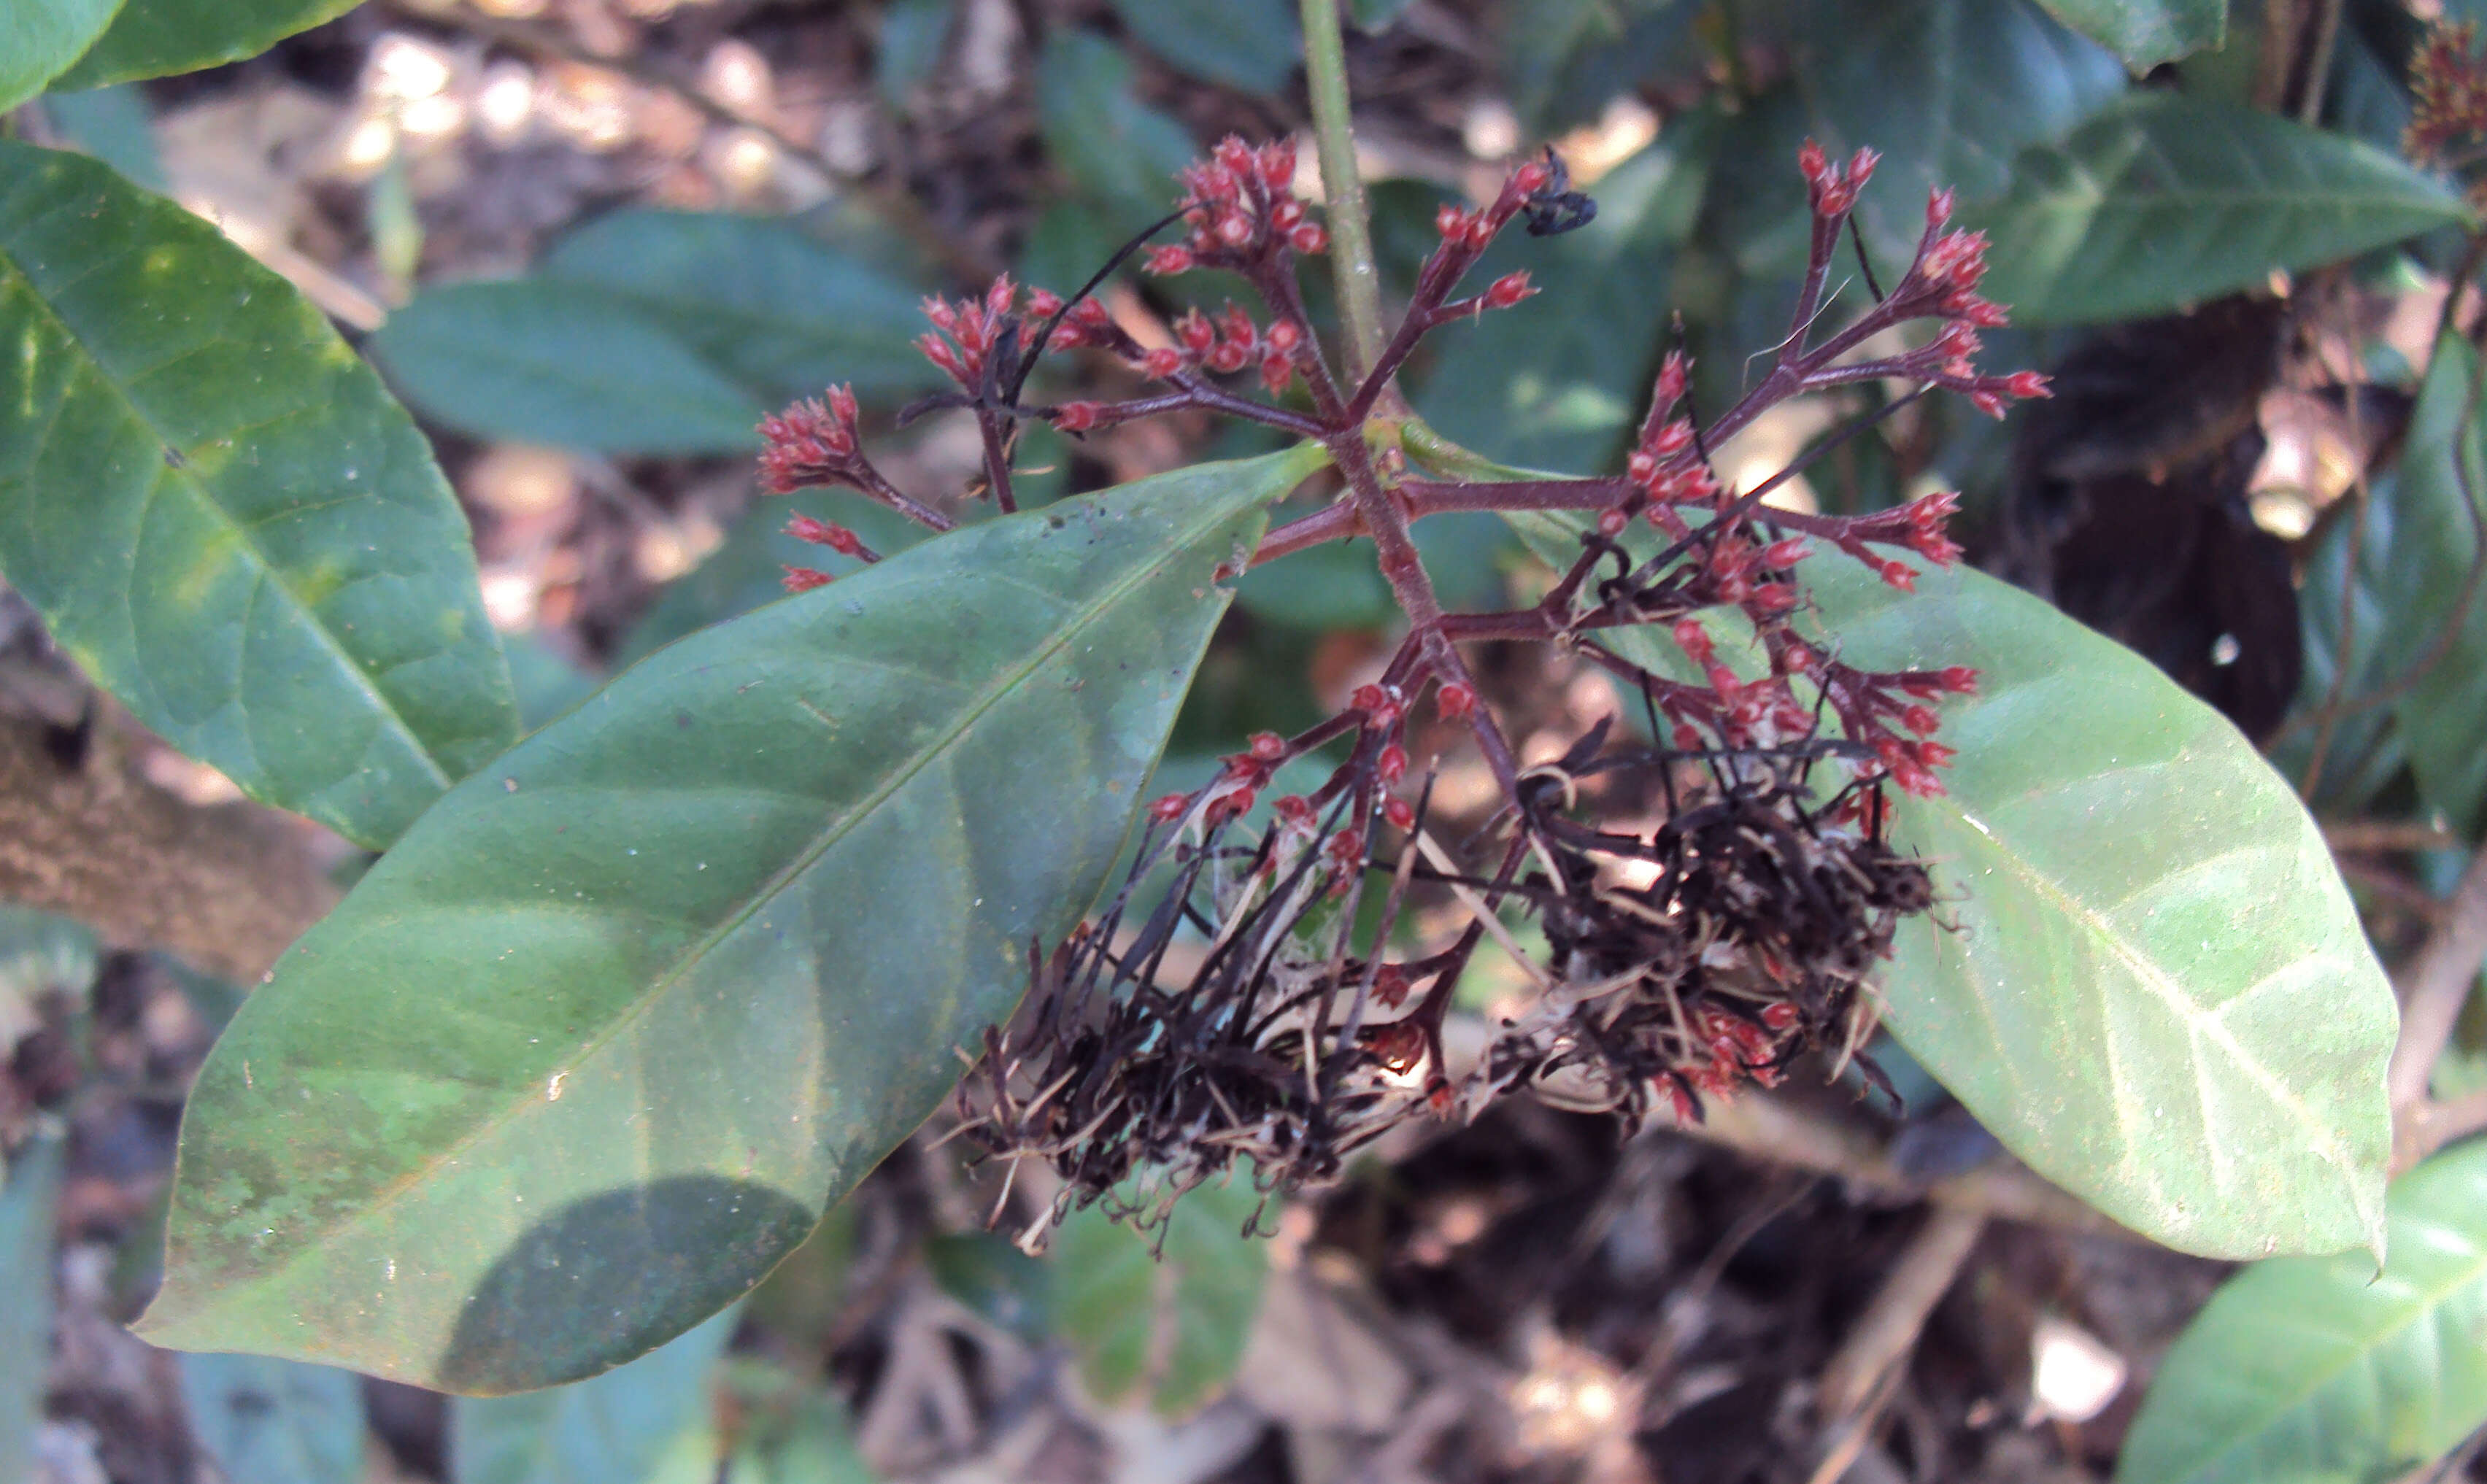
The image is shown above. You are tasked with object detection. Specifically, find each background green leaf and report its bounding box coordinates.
[1048,1176,1272,1418]
[541,212,940,404]
[717,1363,872,1484]
[369,281,767,455]
[2116,1137,2487,1484]
[1790,0,2127,272]
[36,84,166,192]
[453,1306,738,1484]
[1970,93,2468,325]
[2035,0,2226,68]
[1036,31,1200,239]
[0,143,517,849]
[180,1355,366,1484]
[1489,493,2394,1259]
[46,0,358,90]
[140,449,1317,1392]
[876,0,955,109]
[1,0,126,112]
[1108,0,1300,95]
[1499,0,1694,139]
[2383,339,2487,840]
[0,1135,63,1484]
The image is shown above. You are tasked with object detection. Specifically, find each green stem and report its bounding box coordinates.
[1298,0,1385,382]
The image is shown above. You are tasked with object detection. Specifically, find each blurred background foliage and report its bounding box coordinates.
[14,0,2487,1480]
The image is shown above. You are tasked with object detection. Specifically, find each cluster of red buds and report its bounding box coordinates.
[1145,136,1327,276]
[2407,20,2487,164]
[756,131,2054,1237]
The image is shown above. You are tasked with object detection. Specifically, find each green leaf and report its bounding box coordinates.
[1411,118,1716,473]
[2116,1138,2487,1484]
[1,0,126,112]
[1971,93,2469,325]
[2034,0,2225,69]
[0,905,100,1027]
[1484,489,2394,1259]
[1349,0,1416,28]
[1501,0,1695,138]
[453,1306,738,1484]
[0,143,519,849]
[1802,558,2395,1259]
[1108,0,1300,95]
[877,0,955,109]
[717,1364,871,1484]
[369,280,766,455]
[46,0,358,90]
[1792,0,2127,272]
[180,1356,366,1484]
[1036,31,1200,236]
[541,212,939,403]
[37,84,166,193]
[0,1134,63,1484]
[1048,1176,1272,1418]
[137,447,1320,1393]
[2384,339,2487,840]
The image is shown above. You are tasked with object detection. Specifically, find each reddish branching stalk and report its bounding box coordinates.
[757,135,2049,1242]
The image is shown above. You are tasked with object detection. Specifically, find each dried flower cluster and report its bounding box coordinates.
[757,132,2047,1245]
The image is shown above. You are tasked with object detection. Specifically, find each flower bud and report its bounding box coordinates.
[1434,682,1476,719]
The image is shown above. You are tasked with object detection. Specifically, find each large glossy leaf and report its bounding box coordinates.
[1802,557,2392,1259]
[1479,471,2394,1259]
[0,1134,63,1484]
[1971,93,2468,325]
[180,1355,366,1484]
[1,0,125,112]
[453,1306,738,1484]
[1049,1175,1271,1418]
[369,281,766,455]
[2116,1138,2487,1484]
[1791,0,2127,272]
[138,447,1321,1393]
[46,0,357,90]
[1108,0,1299,94]
[541,212,939,403]
[0,143,518,849]
[2034,0,2224,68]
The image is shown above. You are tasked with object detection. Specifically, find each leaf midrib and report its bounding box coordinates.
[1932,684,2369,1223]
[0,156,455,795]
[204,482,1266,1314]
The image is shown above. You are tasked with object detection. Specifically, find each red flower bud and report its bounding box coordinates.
[1483,271,1535,309]
[1250,730,1287,761]
[1144,244,1195,275]
[1288,222,1328,254]
[1351,683,1390,714]
[782,565,833,592]
[1378,743,1407,784]
[1384,797,1416,830]
[1149,792,1191,822]
[1597,506,1629,537]
[1434,682,1476,719]
[1140,347,1184,379]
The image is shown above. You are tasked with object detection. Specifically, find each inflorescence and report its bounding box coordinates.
[756,133,2046,1248]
